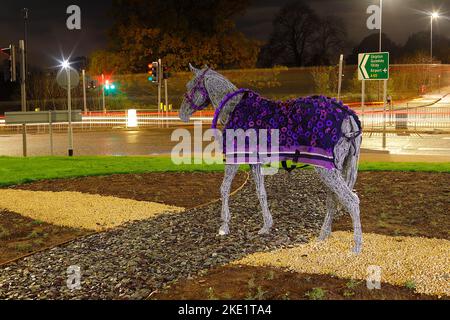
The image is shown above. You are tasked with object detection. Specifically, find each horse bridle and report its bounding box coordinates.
[184,68,211,111]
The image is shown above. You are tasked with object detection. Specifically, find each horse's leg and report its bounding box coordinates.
[316,167,363,254]
[251,164,273,235]
[318,191,337,241]
[319,135,359,241]
[219,164,240,236]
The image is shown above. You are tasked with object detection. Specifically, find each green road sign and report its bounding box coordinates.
[358,52,390,80]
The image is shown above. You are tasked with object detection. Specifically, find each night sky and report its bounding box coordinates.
[1,0,449,68]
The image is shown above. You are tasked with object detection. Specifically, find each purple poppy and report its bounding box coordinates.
[326,120,333,127]
[317,121,324,129]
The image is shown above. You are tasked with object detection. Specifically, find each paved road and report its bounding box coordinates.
[0,127,449,160]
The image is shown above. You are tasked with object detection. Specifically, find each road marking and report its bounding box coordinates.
[418,148,450,151]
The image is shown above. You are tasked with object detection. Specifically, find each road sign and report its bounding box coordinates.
[5,110,82,124]
[56,68,80,89]
[358,52,389,80]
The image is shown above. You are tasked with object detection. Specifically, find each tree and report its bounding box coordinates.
[310,16,347,66]
[103,0,259,72]
[257,1,347,67]
[347,33,401,64]
[88,50,128,75]
[110,0,250,36]
[402,31,450,64]
[262,1,319,67]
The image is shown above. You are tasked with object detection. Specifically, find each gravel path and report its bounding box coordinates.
[0,170,329,300]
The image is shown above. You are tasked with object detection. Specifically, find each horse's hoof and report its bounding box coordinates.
[219,225,230,236]
[352,244,363,255]
[318,231,331,241]
[258,227,271,235]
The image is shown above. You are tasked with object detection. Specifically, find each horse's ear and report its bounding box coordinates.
[189,63,200,75]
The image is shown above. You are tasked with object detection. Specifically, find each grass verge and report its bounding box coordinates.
[0,156,448,187]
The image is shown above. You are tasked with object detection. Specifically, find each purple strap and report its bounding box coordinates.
[212,89,248,129]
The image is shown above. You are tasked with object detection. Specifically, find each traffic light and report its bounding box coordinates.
[88,80,97,90]
[148,62,159,83]
[163,66,171,80]
[2,44,17,82]
[104,80,117,95]
[8,45,16,82]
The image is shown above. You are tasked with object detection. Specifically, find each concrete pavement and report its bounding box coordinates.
[0,128,448,162]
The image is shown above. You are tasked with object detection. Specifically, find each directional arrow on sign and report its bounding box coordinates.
[358,52,390,81]
[359,54,370,79]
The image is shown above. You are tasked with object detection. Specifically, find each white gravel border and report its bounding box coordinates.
[0,189,184,231]
[235,231,450,297]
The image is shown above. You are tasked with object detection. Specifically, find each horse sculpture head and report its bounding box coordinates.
[179,64,211,122]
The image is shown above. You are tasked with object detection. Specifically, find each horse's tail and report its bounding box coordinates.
[342,115,362,190]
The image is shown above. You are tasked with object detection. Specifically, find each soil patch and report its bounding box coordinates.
[153,265,439,300]
[0,210,88,265]
[335,172,449,239]
[13,172,248,209]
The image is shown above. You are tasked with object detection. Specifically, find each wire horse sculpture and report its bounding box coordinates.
[180,65,364,253]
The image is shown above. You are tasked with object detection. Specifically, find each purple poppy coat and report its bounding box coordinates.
[213,89,362,170]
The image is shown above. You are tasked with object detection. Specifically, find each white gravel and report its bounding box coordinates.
[0,189,184,231]
[235,231,450,297]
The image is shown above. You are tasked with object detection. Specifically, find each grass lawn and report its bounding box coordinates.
[0,156,448,187]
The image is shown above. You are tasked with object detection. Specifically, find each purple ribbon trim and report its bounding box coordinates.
[212,89,248,129]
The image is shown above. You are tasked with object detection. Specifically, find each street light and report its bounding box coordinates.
[379,0,383,51]
[430,12,440,63]
[61,59,74,157]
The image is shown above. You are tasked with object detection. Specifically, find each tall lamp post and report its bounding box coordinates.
[378,0,384,101]
[61,60,74,157]
[379,0,383,51]
[22,8,29,108]
[430,12,439,63]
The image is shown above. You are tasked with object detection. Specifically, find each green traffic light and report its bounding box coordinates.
[148,76,153,81]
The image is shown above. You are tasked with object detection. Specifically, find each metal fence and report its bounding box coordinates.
[0,104,449,134]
